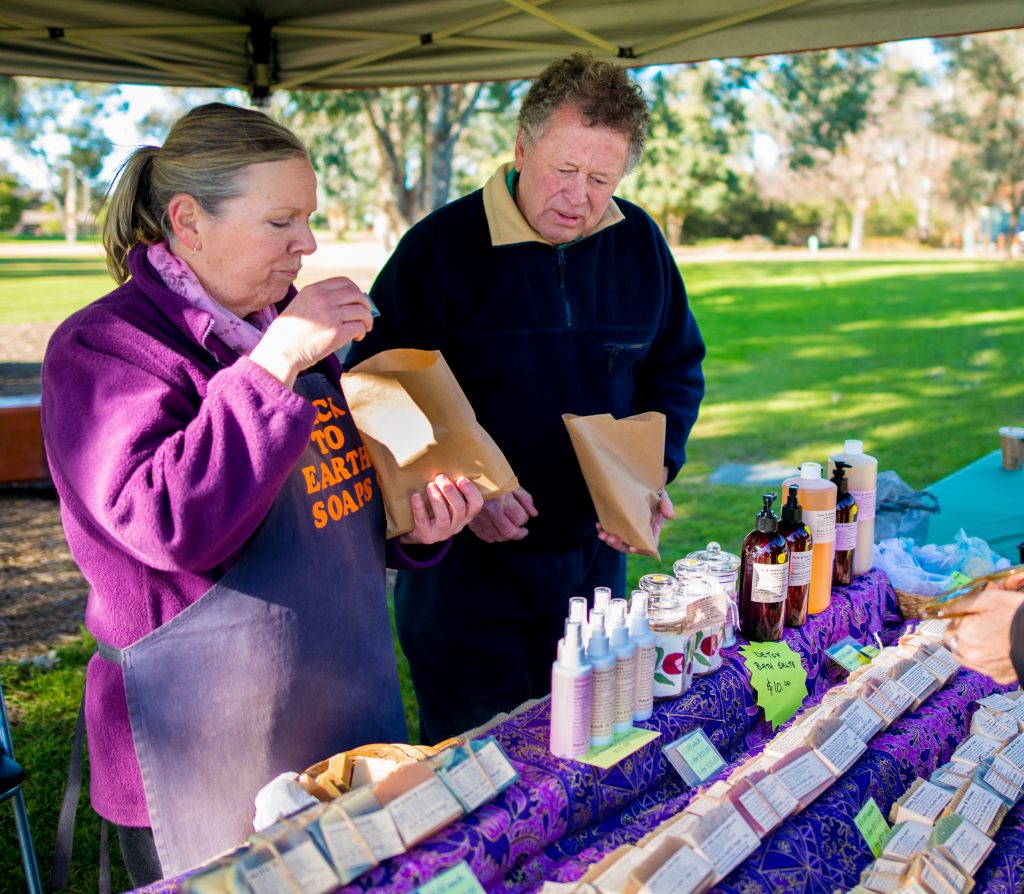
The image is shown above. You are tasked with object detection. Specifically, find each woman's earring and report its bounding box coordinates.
[192,243,200,256]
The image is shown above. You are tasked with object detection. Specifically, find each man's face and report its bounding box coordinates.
[513,102,630,243]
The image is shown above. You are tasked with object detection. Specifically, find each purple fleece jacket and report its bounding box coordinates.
[41,246,441,826]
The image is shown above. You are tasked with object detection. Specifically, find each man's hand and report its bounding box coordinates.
[597,467,674,555]
[399,474,484,545]
[468,487,538,542]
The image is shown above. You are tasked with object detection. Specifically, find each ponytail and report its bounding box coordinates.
[102,146,161,284]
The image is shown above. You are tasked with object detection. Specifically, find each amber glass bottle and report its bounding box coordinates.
[778,484,813,627]
[739,493,789,642]
[831,461,858,586]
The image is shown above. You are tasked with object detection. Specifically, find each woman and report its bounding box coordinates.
[41,103,482,884]
[943,571,1024,684]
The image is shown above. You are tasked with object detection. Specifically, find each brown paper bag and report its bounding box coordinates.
[342,349,518,538]
[563,411,666,560]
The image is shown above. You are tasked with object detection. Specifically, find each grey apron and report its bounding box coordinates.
[101,372,405,877]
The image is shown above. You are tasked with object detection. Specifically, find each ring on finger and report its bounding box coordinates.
[949,634,959,654]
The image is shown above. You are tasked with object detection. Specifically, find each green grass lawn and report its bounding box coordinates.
[1,255,1022,892]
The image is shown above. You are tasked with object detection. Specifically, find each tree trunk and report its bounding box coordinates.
[847,195,869,251]
[63,166,78,245]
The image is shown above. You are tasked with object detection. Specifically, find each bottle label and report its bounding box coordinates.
[752,560,788,603]
[787,550,813,587]
[589,664,616,740]
[835,521,858,551]
[850,488,876,521]
[803,508,836,544]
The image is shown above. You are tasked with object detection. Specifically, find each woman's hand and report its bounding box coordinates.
[399,474,484,545]
[250,277,374,387]
[943,587,1024,684]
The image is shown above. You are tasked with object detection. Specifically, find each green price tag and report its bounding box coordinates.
[948,571,973,588]
[415,862,487,894]
[740,641,808,730]
[664,729,726,784]
[854,798,890,857]
[576,727,660,769]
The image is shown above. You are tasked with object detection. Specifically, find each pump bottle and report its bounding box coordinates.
[628,591,657,722]
[585,611,616,747]
[608,599,637,734]
[781,463,837,614]
[831,461,858,586]
[778,484,813,627]
[828,440,878,575]
[738,493,789,642]
[549,621,592,759]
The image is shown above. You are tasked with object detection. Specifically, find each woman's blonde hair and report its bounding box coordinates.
[102,102,308,283]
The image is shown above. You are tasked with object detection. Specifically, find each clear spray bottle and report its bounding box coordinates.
[609,599,637,735]
[586,611,616,747]
[629,591,657,722]
[549,620,592,759]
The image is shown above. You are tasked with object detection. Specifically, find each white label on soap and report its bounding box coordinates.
[883,822,931,860]
[787,550,813,587]
[803,508,836,545]
[695,808,759,879]
[983,762,1023,802]
[841,699,885,741]
[774,751,834,801]
[755,775,798,819]
[952,735,1000,767]
[977,693,1017,712]
[835,521,857,551]
[850,488,876,521]
[444,757,494,811]
[942,818,994,875]
[594,847,649,894]
[898,664,937,701]
[877,678,915,715]
[815,726,865,775]
[860,870,900,893]
[243,840,339,894]
[999,734,1024,770]
[321,814,376,874]
[922,648,959,680]
[897,781,953,824]
[865,687,902,724]
[352,809,405,862]
[916,620,950,637]
[954,782,1002,832]
[973,709,1019,742]
[475,741,517,790]
[751,561,788,603]
[387,776,463,846]
[989,754,1024,791]
[1006,702,1024,724]
[738,785,780,834]
[921,855,966,893]
[639,845,713,894]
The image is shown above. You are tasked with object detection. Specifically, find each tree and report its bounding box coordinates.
[0,171,26,230]
[4,79,124,242]
[284,82,518,246]
[934,31,1024,257]
[617,64,747,243]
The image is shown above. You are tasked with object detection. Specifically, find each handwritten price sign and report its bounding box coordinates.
[739,641,808,729]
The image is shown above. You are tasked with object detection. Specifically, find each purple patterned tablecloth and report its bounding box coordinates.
[137,570,1024,894]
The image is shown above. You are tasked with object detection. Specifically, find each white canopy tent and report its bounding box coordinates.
[1,1,1022,99]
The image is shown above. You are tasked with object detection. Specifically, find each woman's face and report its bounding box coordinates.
[179,157,318,318]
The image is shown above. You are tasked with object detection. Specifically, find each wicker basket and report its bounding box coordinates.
[893,587,934,621]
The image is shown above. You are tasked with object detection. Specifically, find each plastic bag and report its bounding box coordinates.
[873,530,1010,596]
[873,470,940,544]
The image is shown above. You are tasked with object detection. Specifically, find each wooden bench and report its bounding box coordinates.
[0,395,49,484]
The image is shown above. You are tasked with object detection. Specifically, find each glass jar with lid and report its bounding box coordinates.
[675,574,726,675]
[646,592,695,701]
[683,542,741,647]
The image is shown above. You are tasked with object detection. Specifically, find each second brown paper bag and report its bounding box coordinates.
[342,348,518,538]
[563,411,666,560]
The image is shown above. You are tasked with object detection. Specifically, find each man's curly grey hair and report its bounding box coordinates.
[517,53,650,172]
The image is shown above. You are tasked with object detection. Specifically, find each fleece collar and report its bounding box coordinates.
[482,161,624,248]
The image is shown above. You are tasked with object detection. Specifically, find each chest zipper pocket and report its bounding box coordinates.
[605,342,648,372]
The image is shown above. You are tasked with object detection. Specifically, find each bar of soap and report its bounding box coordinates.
[373,762,464,847]
[625,839,715,894]
[770,746,835,811]
[929,814,994,877]
[890,778,953,826]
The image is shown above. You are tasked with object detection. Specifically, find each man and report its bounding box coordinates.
[348,53,705,743]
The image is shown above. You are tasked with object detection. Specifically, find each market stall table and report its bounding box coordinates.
[135,570,1024,894]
